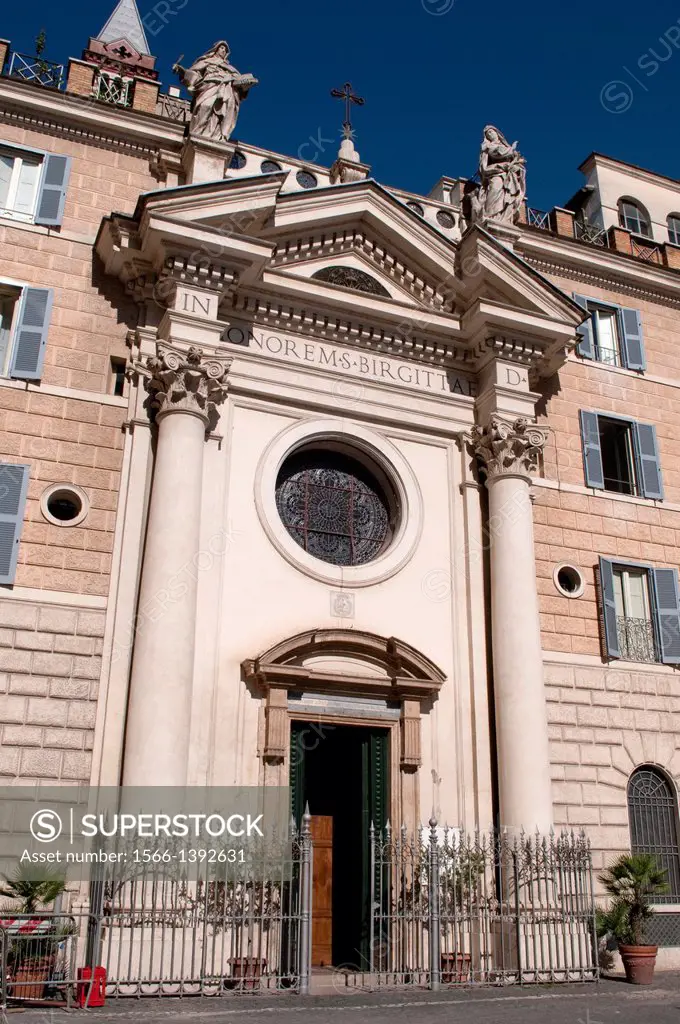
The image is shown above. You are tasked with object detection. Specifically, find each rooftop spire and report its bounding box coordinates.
[97,0,150,57]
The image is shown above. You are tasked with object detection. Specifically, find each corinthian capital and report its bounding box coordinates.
[138,345,232,430]
[470,416,548,480]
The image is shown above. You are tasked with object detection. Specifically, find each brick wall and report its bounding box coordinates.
[0,599,104,782]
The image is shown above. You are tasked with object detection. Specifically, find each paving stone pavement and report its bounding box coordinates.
[8,974,680,1024]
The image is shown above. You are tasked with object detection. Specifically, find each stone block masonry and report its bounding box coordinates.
[545,658,680,874]
[0,600,104,782]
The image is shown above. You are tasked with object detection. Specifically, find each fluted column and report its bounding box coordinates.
[122,346,231,787]
[471,417,553,832]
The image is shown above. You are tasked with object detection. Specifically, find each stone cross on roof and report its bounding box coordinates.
[97,0,150,56]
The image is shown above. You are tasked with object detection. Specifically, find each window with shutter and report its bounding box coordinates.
[598,557,621,659]
[651,568,680,664]
[35,154,71,227]
[580,410,605,489]
[581,412,664,499]
[597,558,680,665]
[0,463,30,585]
[618,307,646,371]
[633,422,664,500]
[0,146,43,222]
[8,287,53,380]
[573,295,645,370]
[573,294,594,359]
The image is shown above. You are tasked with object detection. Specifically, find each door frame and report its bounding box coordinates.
[286,711,402,834]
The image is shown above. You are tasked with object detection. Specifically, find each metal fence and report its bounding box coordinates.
[358,823,598,988]
[0,821,596,1003]
[0,915,78,1007]
[89,823,311,997]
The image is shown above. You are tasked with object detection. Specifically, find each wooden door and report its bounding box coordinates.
[310,815,333,966]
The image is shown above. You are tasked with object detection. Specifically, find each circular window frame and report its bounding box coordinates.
[553,562,585,599]
[296,169,318,190]
[256,419,423,587]
[40,484,89,528]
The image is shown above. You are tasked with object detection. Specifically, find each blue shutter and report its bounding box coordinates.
[35,154,71,227]
[651,568,680,664]
[618,307,645,371]
[599,557,621,659]
[0,463,30,585]
[580,410,605,489]
[9,287,53,380]
[573,294,595,359]
[633,422,664,500]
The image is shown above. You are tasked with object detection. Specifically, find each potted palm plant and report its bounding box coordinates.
[0,866,67,1000]
[598,853,668,985]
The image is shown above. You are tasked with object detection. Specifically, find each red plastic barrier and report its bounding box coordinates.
[77,966,106,1007]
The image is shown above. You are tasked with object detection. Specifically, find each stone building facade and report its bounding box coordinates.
[2,1,680,966]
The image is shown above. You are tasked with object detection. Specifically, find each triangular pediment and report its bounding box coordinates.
[102,172,586,375]
[136,175,583,325]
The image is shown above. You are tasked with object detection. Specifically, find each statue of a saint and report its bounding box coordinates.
[173,41,258,143]
[469,125,526,227]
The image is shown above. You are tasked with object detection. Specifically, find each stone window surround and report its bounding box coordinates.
[553,562,586,599]
[254,417,424,587]
[40,482,90,527]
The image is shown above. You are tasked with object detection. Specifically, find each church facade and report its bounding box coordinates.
[2,1,680,969]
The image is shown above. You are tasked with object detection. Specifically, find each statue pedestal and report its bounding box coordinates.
[483,219,522,250]
[329,156,371,185]
[181,136,235,185]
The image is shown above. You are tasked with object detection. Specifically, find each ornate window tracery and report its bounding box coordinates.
[311,265,390,297]
[275,448,394,567]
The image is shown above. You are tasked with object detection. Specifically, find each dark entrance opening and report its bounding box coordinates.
[290,720,389,969]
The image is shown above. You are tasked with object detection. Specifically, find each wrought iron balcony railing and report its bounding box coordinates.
[526,206,550,230]
[8,51,64,89]
[631,235,664,265]
[574,218,607,247]
[616,615,658,663]
[155,93,191,123]
[94,72,133,108]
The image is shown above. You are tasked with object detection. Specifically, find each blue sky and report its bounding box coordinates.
[4,0,680,209]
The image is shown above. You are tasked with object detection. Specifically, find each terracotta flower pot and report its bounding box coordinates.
[227,956,267,991]
[440,952,472,983]
[619,944,658,985]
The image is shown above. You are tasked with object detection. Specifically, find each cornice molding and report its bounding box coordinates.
[517,230,680,305]
[0,77,184,152]
[523,253,680,308]
[228,291,467,367]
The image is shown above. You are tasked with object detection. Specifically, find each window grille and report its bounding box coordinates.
[628,767,680,903]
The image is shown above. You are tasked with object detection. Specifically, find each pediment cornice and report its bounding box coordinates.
[95,175,585,378]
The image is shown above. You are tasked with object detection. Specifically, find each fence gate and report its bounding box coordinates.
[363,823,598,988]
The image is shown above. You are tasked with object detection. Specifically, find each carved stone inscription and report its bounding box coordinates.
[224,322,476,398]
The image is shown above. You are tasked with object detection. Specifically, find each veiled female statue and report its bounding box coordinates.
[472,125,526,226]
[174,41,258,143]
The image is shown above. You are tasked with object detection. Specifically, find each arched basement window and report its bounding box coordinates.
[628,765,680,902]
